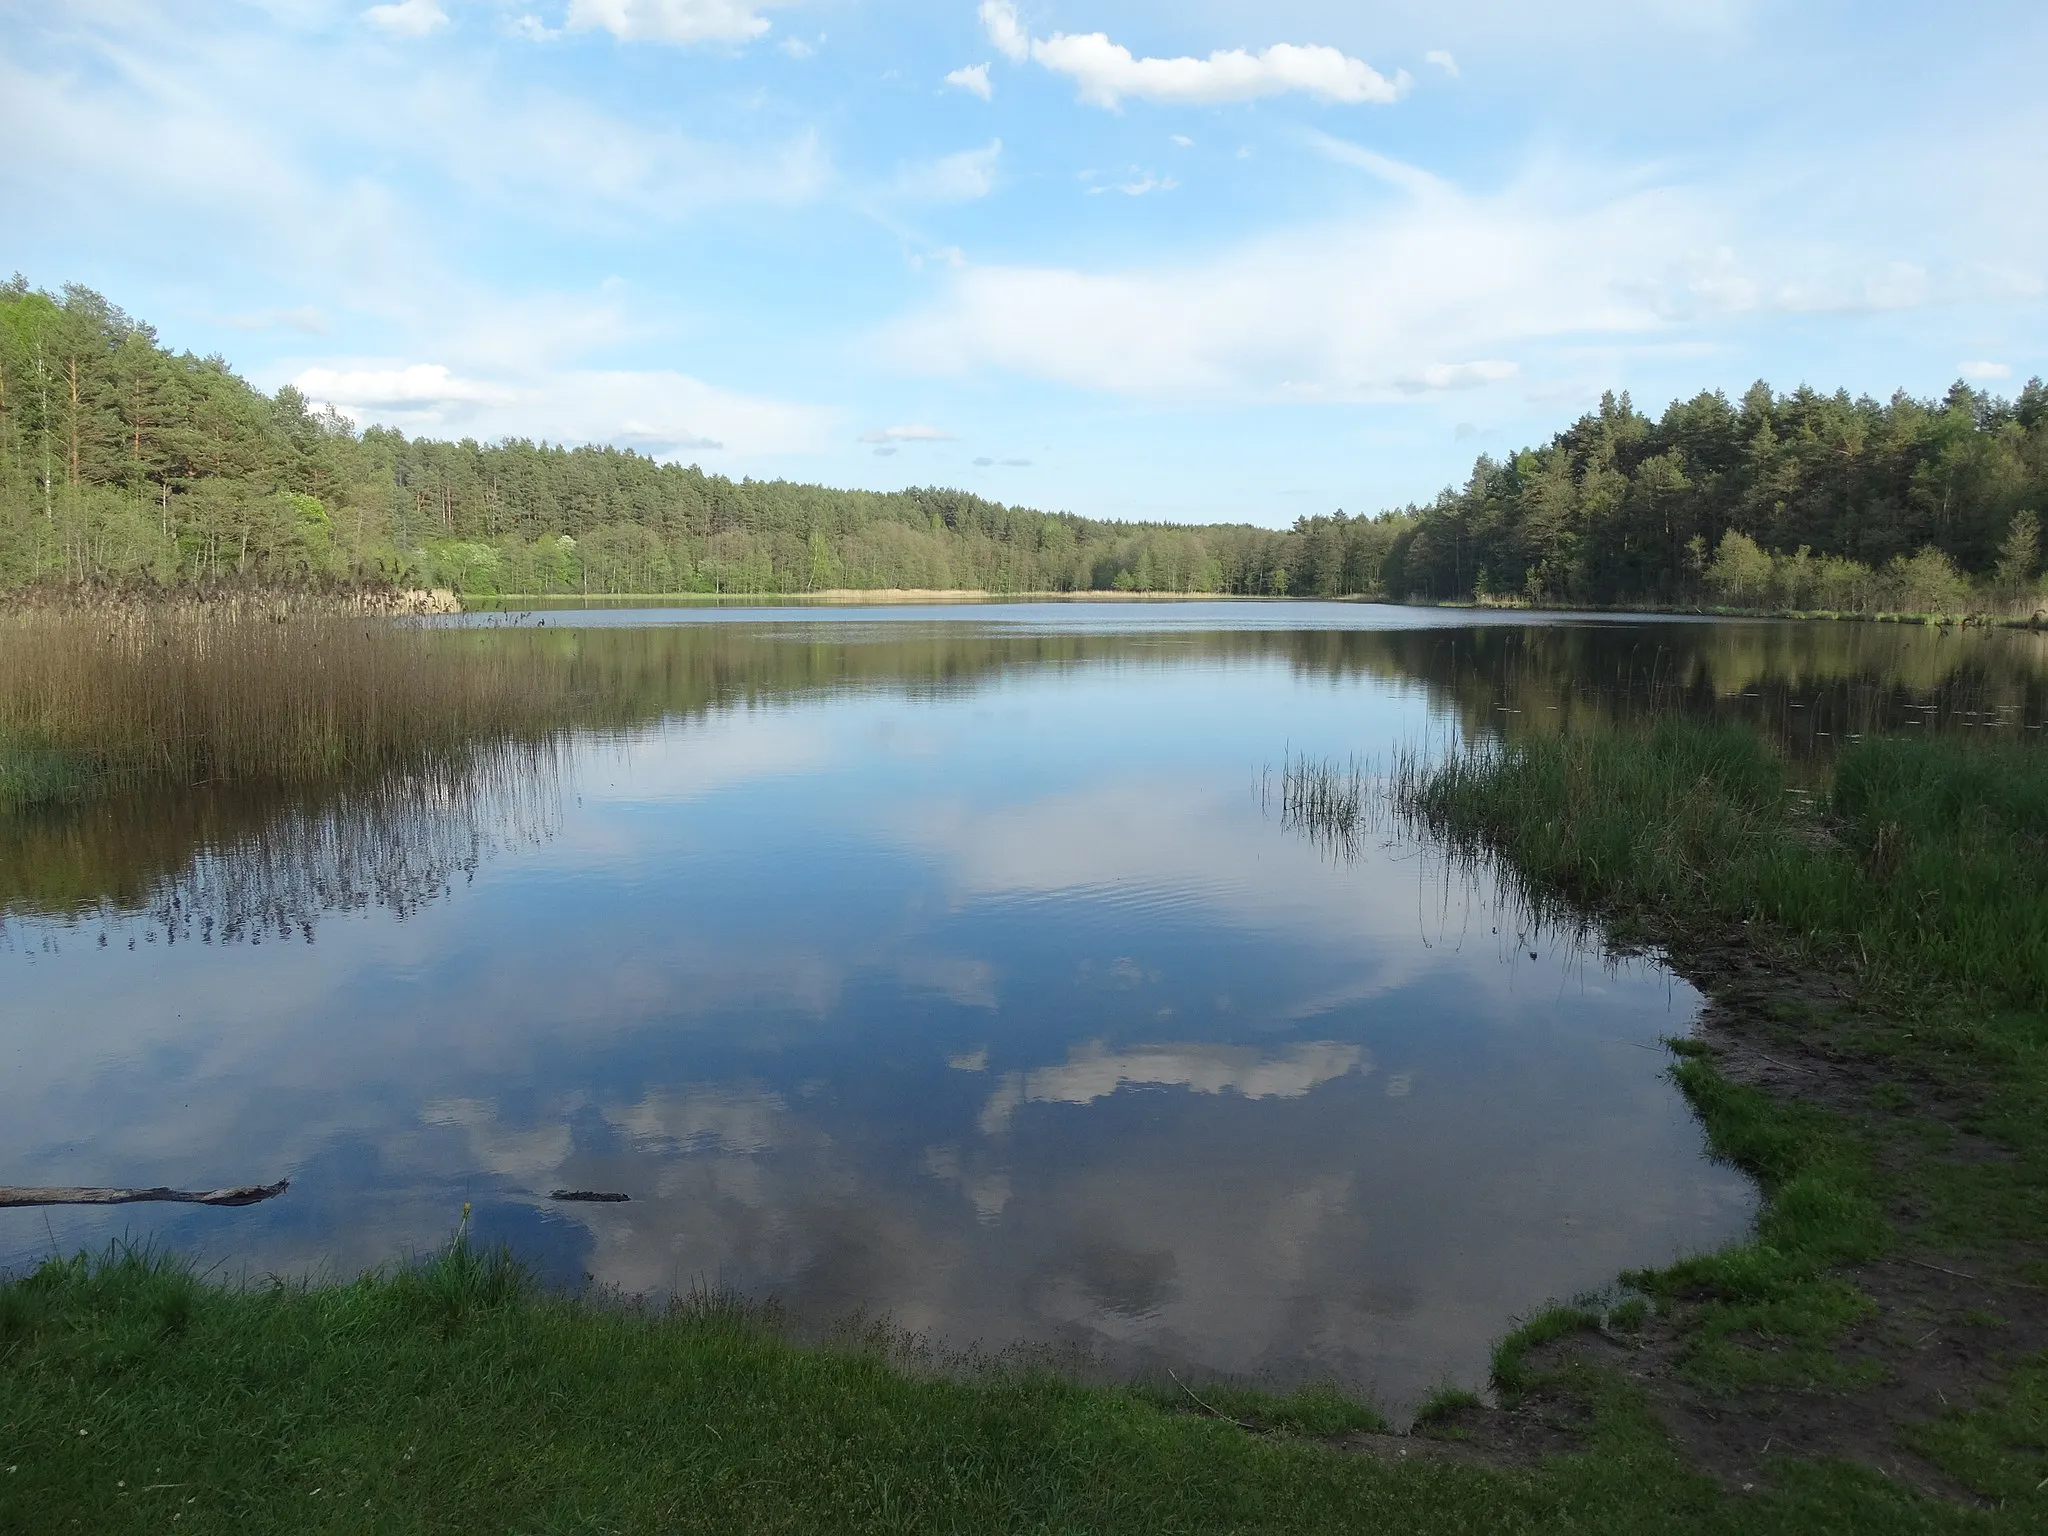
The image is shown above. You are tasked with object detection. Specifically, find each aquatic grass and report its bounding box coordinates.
[1266,751,1372,859]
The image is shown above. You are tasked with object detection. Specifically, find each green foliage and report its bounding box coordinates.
[1994,509,2040,595]
[0,280,1310,598]
[9,279,2044,608]
[1385,382,2048,609]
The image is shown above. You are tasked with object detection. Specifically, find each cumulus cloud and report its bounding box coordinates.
[893,140,1001,201]
[565,0,792,46]
[978,1,1406,109]
[1960,360,2012,380]
[859,423,955,443]
[1425,49,1459,77]
[363,0,448,37]
[946,62,993,100]
[295,361,834,457]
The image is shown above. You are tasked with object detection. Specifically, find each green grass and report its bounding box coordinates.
[9,1240,2034,1533]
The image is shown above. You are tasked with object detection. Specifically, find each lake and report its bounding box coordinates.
[6,602,2044,1411]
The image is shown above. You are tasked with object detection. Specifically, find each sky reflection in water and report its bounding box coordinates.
[0,607,1826,1410]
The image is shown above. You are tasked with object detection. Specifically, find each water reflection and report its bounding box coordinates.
[8,606,2043,1410]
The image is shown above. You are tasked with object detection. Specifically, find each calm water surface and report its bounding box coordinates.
[8,604,2045,1409]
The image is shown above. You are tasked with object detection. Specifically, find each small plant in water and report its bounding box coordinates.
[1265,751,1373,861]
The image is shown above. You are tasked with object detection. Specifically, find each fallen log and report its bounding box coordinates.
[0,1179,288,1209]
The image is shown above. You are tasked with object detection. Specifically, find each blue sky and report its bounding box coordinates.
[4,0,2044,526]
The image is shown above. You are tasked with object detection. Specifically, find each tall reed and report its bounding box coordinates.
[0,601,580,811]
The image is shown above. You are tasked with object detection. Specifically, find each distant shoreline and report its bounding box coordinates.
[464,589,2047,629]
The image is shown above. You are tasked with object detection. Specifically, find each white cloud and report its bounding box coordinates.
[1395,360,1518,393]
[978,1040,1367,1134]
[779,35,815,58]
[979,3,1406,110]
[565,0,792,46]
[1088,172,1176,197]
[893,139,1001,201]
[885,141,1976,402]
[1960,359,2012,381]
[859,423,955,443]
[979,0,1030,64]
[295,361,835,457]
[945,62,993,100]
[293,362,517,409]
[1425,49,1459,77]
[1170,134,1194,148]
[886,170,1703,398]
[363,0,448,37]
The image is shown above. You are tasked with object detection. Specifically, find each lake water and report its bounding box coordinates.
[6,603,2044,1411]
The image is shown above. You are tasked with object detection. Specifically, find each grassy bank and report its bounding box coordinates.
[1395,723,2048,1511]
[3,1237,2013,1535]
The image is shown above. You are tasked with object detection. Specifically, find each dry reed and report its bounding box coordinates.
[0,599,576,810]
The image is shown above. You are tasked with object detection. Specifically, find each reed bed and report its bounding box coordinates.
[0,601,582,813]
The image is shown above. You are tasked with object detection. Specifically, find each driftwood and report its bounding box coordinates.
[0,1179,288,1209]
[549,1190,630,1203]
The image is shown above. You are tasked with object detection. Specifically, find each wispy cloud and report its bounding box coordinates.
[859,423,955,443]
[363,0,448,38]
[297,361,835,456]
[1300,130,1448,198]
[884,163,1712,400]
[892,140,1001,202]
[1088,172,1176,197]
[978,1,1406,109]
[1424,50,1459,78]
[564,0,794,47]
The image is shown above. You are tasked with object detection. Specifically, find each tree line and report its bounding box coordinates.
[3,278,2041,609]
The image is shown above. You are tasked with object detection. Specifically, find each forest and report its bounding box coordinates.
[2,278,2042,610]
